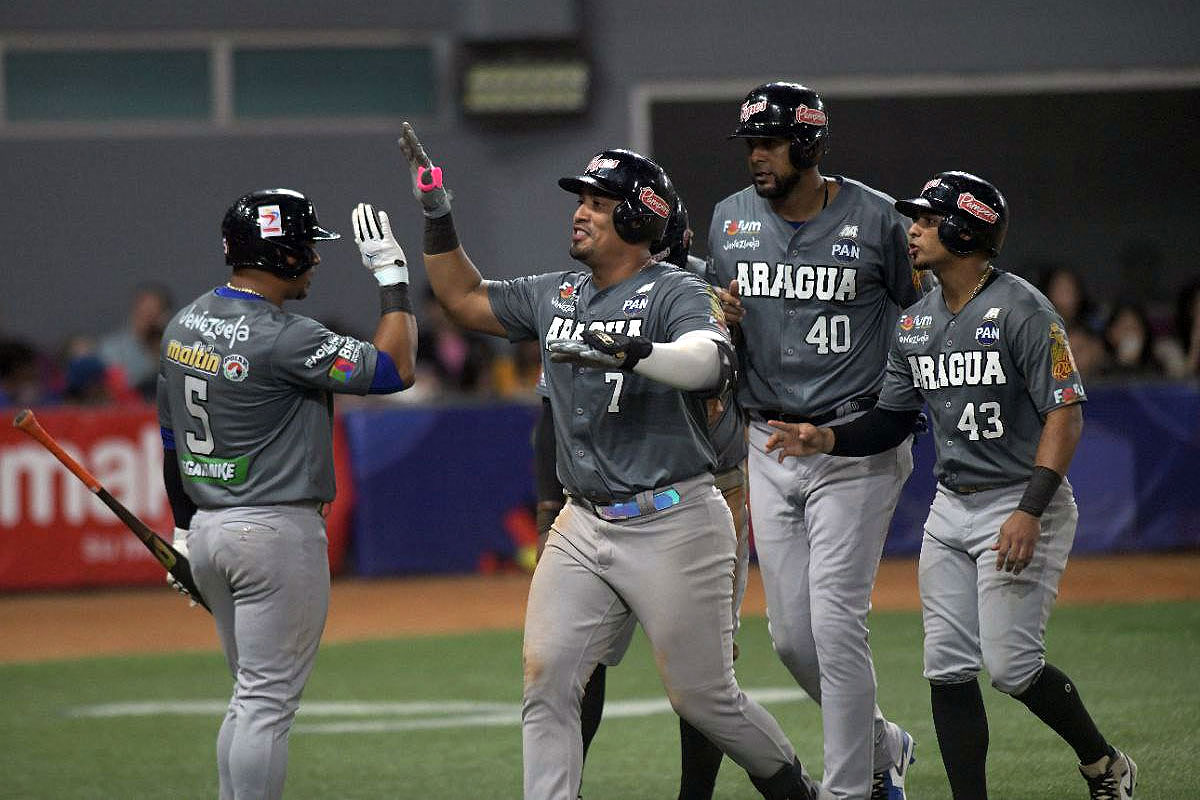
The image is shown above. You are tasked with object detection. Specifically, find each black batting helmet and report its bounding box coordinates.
[654,195,692,266]
[222,189,340,279]
[895,171,1008,257]
[729,82,829,169]
[558,149,677,245]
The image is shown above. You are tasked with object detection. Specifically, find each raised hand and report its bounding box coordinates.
[352,202,408,286]
[397,121,452,218]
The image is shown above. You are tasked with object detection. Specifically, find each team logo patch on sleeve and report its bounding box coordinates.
[707,288,728,332]
[1048,322,1079,381]
[329,357,357,383]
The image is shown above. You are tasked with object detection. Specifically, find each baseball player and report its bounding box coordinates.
[158,189,417,799]
[397,122,828,800]
[764,171,1138,800]
[706,82,918,800]
[529,196,752,800]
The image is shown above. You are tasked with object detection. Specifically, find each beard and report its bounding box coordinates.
[753,169,802,199]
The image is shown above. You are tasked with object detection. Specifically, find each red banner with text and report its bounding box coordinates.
[0,406,352,591]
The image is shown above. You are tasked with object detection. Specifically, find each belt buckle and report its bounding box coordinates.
[595,499,638,521]
[595,487,681,521]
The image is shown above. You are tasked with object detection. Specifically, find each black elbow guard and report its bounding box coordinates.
[710,339,737,398]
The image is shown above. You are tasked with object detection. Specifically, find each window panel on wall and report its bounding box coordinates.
[233,47,435,118]
[4,50,210,121]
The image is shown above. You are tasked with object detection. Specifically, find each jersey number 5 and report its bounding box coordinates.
[184,375,215,455]
[957,401,1004,441]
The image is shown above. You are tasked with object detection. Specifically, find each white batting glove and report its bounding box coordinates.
[167,528,198,608]
[352,203,409,286]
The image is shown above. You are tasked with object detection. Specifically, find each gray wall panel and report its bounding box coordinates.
[2,0,1198,349]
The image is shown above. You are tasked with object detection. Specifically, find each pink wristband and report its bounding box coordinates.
[417,165,443,192]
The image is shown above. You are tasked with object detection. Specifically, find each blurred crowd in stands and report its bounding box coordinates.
[2,268,1198,409]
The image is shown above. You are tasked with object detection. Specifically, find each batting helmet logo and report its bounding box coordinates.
[740,99,768,122]
[795,105,827,125]
[957,193,999,224]
[587,156,620,173]
[639,187,671,218]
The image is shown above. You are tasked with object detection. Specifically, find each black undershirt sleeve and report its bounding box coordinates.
[828,407,921,456]
[162,448,198,530]
[532,398,564,504]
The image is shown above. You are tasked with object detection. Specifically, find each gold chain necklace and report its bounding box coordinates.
[225,282,266,298]
[966,265,993,302]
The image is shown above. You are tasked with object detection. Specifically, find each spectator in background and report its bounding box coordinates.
[491,339,543,399]
[1037,264,1107,379]
[1101,303,1165,378]
[1155,279,1200,379]
[415,286,495,396]
[98,282,173,402]
[0,339,57,406]
[59,334,141,405]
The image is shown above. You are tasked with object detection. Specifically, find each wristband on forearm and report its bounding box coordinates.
[1017,465,1063,517]
[424,213,460,255]
[380,283,413,315]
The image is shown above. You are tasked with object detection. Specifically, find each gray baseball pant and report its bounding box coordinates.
[189,503,330,800]
[920,481,1078,694]
[748,420,910,800]
[522,472,800,800]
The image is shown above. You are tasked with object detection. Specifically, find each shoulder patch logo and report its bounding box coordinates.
[1048,322,1079,381]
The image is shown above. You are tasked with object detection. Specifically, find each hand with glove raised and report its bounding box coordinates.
[352,203,408,286]
[547,329,654,370]
[166,528,198,608]
[397,122,452,218]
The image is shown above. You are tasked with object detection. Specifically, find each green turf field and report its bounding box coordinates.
[2,601,1194,798]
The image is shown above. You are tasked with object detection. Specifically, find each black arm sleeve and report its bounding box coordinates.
[162,449,198,530]
[828,408,921,457]
[532,398,564,505]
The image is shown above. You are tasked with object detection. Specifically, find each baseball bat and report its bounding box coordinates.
[12,409,211,612]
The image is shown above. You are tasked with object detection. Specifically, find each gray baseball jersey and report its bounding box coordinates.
[488,261,727,500]
[157,288,378,507]
[707,178,920,416]
[876,270,1087,491]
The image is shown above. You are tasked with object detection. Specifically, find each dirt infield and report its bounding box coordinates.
[1,553,1197,663]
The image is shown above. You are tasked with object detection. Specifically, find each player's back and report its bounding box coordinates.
[158,289,370,508]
